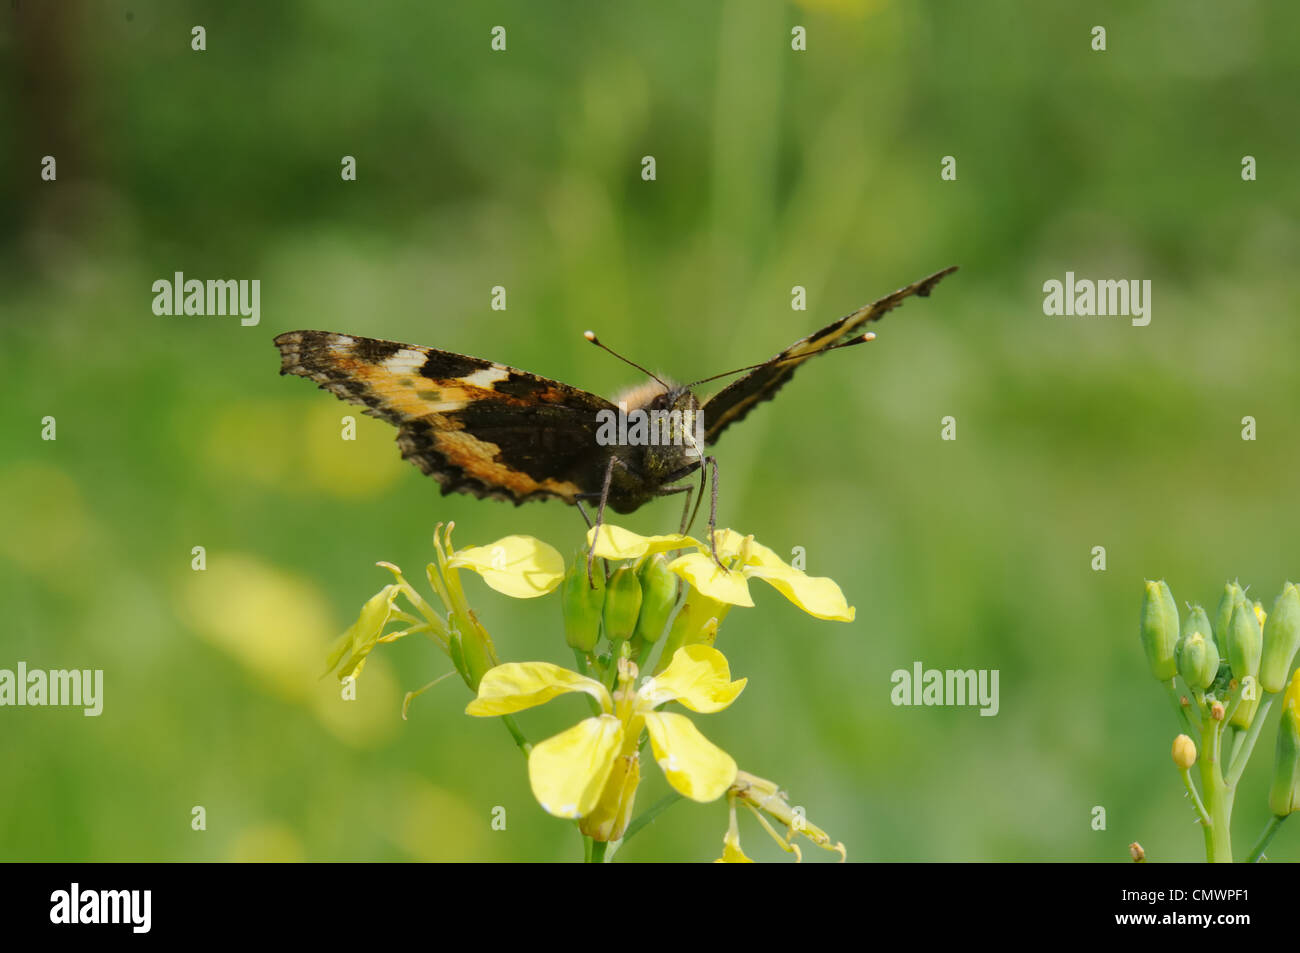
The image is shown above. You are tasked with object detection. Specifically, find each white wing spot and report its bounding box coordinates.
[462,366,511,388]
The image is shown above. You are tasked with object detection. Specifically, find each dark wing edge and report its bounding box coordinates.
[701,266,958,444]
[273,330,616,506]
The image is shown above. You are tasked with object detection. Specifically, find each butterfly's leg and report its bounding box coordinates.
[676,484,694,535]
[704,456,722,569]
[652,482,694,535]
[685,457,708,536]
[585,455,621,587]
[575,499,594,530]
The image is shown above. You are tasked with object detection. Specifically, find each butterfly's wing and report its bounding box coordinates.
[274,331,618,505]
[701,266,957,444]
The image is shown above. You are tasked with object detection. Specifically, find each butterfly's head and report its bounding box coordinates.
[639,388,706,476]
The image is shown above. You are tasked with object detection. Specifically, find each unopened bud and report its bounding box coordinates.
[1172,734,1197,770]
[1227,598,1263,682]
[1227,598,1264,729]
[1140,580,1180,681]
[562,551,606,652]
[1268,673,1300,817]
[602,566,643,643]
[1182,603,1213,649]
[1214,581,1245,654]
[1261,582,1300,694]
[1176,630,1219,691]
[633,553,678,645]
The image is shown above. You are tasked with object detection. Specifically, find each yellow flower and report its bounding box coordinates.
[723,770,847,862]
[466,645,746,840]
[669,530,855,621]
[325,582,403,680]
[328,525,564,691]
[586,523,854,621]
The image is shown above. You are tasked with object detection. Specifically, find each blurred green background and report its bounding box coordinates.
[2,0,1299,862]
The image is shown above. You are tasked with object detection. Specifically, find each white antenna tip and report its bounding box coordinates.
[583,330,597,343]
[862,332,876,342]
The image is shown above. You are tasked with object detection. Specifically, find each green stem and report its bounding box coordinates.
[1164,679,1195,736]
[573,649,602,716]
[1247,814,1288,863]
[604,639,626,693]
[1179,767,1211,827]
[500,715,531,756]
[634,638,655,672]
[1227,695,1273,788]
[583,834,593,863]
[621,792,683,845]
[1198,715,1233,862]
[590,840,608,863]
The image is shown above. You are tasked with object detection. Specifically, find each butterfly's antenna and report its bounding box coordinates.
[584,331,671,390]
[683,332,876,390]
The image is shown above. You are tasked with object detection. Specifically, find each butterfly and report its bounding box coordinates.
[274,266,956,564]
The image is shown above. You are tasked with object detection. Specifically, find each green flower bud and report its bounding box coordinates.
[562,551,606,653]
[602,566,643,643]
[1230,680,1261,731]
[1260,582,1300,694]
[1213,581,1244,653]
[1228,596,1263,729]
[1176,630,1219,691]
[452,614,493,692]
[1226,598,1262,681]
[1181,603,1213,646]
[1268,706,1300,817]
[632,553,678,646]
[1140,580,1179,681]
[1172,734,1197,770]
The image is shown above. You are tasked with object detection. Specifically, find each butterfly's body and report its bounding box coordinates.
[273,266,956,529]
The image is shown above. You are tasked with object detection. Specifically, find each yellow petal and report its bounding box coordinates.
[465,661,611,717]
[579,750,641,842]
[528,715,623,818]
[715,828,754,863]
[1284,669,1300,714]
[706,529,750,561]
[447,535,565,598]
[326,583,401,678]
[736,536,785,569]
[643,711,737,802]
[743,563,855,622]
[667,552,754,607]
[640,645,746,713]
[588,524,698,560]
